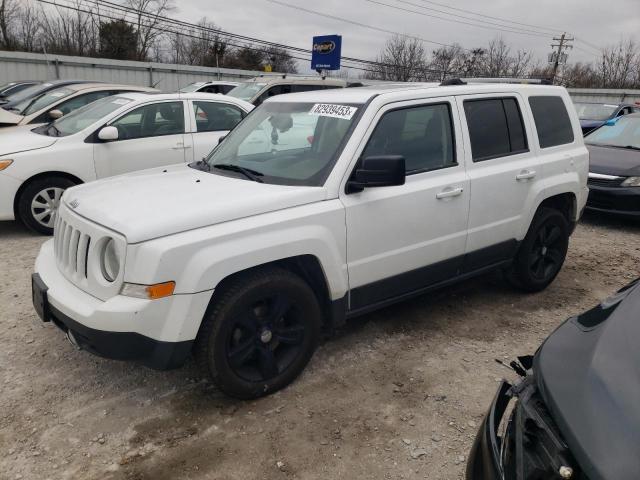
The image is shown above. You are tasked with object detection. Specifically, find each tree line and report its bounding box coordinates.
[366,34,640,88]
[0,0,298,72]
[1,0,639,88]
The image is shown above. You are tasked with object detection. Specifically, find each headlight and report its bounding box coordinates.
[100,238,120,282]
[621,177,640,187]
[0,159,13,171]
[121,281,176,300]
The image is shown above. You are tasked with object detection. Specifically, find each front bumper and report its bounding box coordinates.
[33,239,213,370]
[466,381,511,480]
[586,184,640,216]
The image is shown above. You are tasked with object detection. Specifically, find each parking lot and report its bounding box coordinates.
[0,211,637,480]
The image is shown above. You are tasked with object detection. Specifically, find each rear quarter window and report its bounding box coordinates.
[528,96,574,148]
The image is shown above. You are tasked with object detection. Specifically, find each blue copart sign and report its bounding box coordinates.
[311,35,342,71]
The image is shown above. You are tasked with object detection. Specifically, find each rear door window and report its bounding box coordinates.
[463,97,528,161]
[192,101,245,132]
[528,96,574,148]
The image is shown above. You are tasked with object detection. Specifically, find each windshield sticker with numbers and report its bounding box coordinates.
[309,104,358,120]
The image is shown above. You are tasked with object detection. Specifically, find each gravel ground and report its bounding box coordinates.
[1,212,638,480]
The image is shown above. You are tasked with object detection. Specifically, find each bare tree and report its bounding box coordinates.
[16,2,41,52]
[126,0,174,61]
[429,44,465,81]
[485,37,512,77]
[368,34,427,82]
[598,39,638,88]
[0,0,19,49]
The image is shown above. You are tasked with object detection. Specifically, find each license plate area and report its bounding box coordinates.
[32,273,50,322]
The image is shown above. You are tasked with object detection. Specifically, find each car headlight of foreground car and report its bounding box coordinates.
[0,159,13,171]
[621,176,640,187]
[100,237,121,282]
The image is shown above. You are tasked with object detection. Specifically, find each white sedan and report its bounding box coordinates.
[0,92,253,234]
[0,83,155,128]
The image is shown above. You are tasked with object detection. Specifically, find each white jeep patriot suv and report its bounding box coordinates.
[33,81,588,399]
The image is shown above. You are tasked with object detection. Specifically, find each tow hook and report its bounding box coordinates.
[66,330,82,350]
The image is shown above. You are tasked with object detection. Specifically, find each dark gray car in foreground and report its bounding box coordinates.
[467,278,640,480]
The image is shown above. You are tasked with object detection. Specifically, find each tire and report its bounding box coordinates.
[194,267,322,399]
[17,176,76,235]
[509,208,569,292]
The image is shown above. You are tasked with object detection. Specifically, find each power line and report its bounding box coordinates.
[372,0,555,37]
[264,0,471,51]
[87,0,396,70]
[35,0,391,76]
[410,0,565,35]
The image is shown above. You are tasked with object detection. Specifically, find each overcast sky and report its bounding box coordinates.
[176,0,639,74]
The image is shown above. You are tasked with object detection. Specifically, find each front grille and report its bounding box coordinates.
[587,176,623,188]
[54,213,92,280]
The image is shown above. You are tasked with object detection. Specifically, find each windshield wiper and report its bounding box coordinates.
[213,163,264,183]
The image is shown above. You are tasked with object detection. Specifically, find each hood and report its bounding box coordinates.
[535,280,640,480]
[63,164,327,243]
[587,144,640,177]
[0,107,24,126]
[0,126,58,155]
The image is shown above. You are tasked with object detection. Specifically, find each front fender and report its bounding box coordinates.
[124,200,348,300]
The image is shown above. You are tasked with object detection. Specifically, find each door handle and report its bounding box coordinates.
[171,143,192,150]
[436,186,464,199]
[516,170,536,181]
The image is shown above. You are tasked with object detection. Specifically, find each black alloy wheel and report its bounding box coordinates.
[195,267,322,399]
[226,293,306,383]
[511,208,569,292]
[528,223,565,282]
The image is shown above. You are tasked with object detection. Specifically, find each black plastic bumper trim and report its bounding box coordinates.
[47,303,193,370]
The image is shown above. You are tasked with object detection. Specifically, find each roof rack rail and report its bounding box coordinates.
[441,77,553,86]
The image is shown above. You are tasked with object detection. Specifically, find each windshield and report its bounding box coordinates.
[574,102,618,121]
[585,116,640,149]
[15,87,74,116]
[200,101,362,186]
[2,83,54,109]
[179,82,205,93]
[227,82,266,101]
[35,96,132,137]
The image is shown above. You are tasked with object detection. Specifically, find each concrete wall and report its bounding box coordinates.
[0,50,267,92]
[568,88,640,104]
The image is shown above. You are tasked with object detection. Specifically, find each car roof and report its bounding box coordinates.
[57,83,154,92]
[266,82,567,104]
[111,91,254,108]
[243,75,347,86]
[574,101,635,107]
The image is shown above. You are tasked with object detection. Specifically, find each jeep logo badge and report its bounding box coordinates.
[69,199,79,209]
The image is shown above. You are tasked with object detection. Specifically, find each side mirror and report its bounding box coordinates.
[48,109,63,120]
[604,118,618,126]
[98,126,119,141]
[218,135,227,145]
[346,155,405,193]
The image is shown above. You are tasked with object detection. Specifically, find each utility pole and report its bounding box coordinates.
[549,32,574,84]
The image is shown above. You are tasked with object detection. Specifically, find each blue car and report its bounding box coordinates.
[574,102,638,135]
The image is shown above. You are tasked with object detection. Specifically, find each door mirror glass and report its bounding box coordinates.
[347,155,406,193]
[48,109,64,120]
[98,126,119,141]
